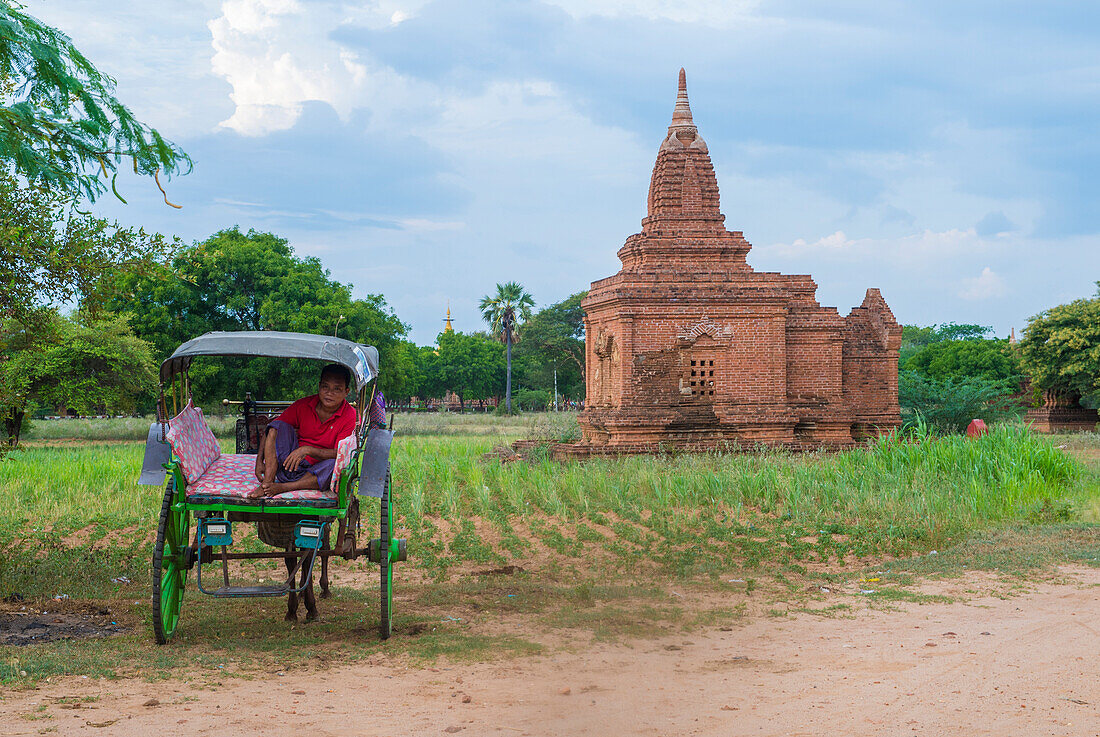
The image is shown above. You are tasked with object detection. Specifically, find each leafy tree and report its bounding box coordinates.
[381,339,421,403]
[898,370,1019,434]
[522,292,585,371]
[104,228,410,403]
[1020,282,1100,404]
[479,282,534,413]
[1,310,156,445]
[0,168,177,321]
[0,311,37,444]
[410,344,443,405]
[512,291,586,404]
[432,331,505,409]
[899,322,992,366]
[904,338,1020,384]
[0,2,190,203]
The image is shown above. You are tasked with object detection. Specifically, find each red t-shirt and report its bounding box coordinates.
[276,395,357,463]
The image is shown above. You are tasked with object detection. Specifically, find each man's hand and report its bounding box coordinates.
[283,446,314,472]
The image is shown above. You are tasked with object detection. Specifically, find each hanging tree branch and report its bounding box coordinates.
[0,2,191,204]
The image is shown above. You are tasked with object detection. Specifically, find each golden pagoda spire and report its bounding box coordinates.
[444,302,454,333]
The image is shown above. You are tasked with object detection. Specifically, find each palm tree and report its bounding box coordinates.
[480,282,535,414]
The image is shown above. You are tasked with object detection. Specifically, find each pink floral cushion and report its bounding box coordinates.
[330,434,357,493]
[186,453,337,508]
[188,454,257,498]
[167,401,222,484]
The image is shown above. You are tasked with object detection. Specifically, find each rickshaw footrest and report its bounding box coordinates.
[210,585,290,598]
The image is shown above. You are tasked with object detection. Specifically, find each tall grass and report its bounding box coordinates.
[0,443,165,597]
[24,416,237,441]
[0,423,1093,595]
[392,424,1085,532]
[391,411,571,437]
[19,410,559,441]
[0,443,163,533]
[3,424,1083,539]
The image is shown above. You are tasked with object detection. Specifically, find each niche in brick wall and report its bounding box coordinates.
[593,329,620,408]
[678,333,723,403]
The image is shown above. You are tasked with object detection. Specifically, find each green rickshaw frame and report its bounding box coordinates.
[148,331,403,644]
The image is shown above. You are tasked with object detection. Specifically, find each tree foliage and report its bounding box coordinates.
[511,388,551,411]
[104,228,410,403]
[0,2,190,203]
[519,291,585,369]
[512,291,586,402]
[1,310,156,444]
[903,338,1020,384]
[416,331,505,408]
[479,281,535,413]
[1019,282,1100,402]
[899,322,992,366]
[0,168,177,321]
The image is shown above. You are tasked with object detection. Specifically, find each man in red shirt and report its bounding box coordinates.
[248,364,358,497]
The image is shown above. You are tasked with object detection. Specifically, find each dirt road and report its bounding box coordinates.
[2,568,1098,736]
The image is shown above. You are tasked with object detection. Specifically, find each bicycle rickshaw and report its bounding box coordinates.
[138,331,406,643]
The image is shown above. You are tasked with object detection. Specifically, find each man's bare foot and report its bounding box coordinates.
[265,482,291,495]
[247,481,275,498]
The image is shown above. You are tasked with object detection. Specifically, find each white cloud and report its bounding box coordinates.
[959,267,1008,301]
[544,0,759,24]
[787,230,857,250]
[207,0,447,136]
[209,0,375,135]
[203,0,647,210]
[219,0,296,33]
[766,227,981,261]
[396,218,466,232]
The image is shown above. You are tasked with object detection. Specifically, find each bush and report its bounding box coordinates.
[512,389,551,412]
[898,370,1021,433]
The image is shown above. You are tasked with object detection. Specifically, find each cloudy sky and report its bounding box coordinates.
[36,0,1100,344]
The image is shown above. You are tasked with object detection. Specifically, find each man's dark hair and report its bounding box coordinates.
[320,363,352,390]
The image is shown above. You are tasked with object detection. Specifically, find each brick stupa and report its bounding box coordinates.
[569,70,902,454]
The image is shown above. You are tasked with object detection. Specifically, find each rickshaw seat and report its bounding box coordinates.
[186,454,338,509]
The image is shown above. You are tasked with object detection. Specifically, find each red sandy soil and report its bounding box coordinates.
[1,567,1097,736]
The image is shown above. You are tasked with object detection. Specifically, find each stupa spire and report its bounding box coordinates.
[670,68,693,128]
[642,67,722,231]
[660,68,705,151]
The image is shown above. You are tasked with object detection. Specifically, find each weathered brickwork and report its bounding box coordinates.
[569,70,902,455]
[1026,390,1100,433]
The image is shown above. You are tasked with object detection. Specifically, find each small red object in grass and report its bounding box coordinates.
[966,419,989,438]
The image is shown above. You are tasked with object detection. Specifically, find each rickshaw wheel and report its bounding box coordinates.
[379,469,393,640]
[152,477,189,644]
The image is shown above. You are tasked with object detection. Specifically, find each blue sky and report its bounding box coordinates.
[37,0,1100,344]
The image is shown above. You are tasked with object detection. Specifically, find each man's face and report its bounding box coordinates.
[318,374,348,411]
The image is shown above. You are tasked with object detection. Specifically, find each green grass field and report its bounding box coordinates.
[20,410,558,442]
[1,417,1097,686]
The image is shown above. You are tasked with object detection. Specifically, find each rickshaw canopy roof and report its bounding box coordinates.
[160,331,379,391]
